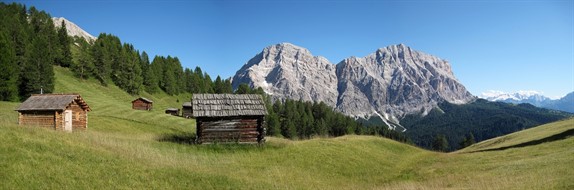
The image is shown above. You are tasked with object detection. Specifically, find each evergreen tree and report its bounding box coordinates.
[203,72,214,93]
[56,19,72,67]
[114,43,142,94]
[459,133,476,148]
[213,75,224,93]
[19,7,56,98]
[183,68,194,93]
[91,33,121,85]
[146,56,162,93]
[70,37,93,80]
[266,111,280,136]
[0,31,19,101]
[194,67,206,92]
[20,36,54,98]
[432,134,449,152]
[235,83,252,94]
[222,79,233,93]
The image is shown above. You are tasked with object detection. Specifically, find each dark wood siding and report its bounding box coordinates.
[165,109,180,116]
[197,116,265,144]
[182,107,192,118]
[132,99,152,110]
[18,111,56,128]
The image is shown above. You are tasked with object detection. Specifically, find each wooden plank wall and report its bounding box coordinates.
[182,107,192,118]
[19,111,56,129]
[197,117,264,144]
[132,100,152,110]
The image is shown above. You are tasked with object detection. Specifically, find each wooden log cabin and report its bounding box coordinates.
[192,94,267,144]
[15,94,91,131]
[182,102,192,118]
[132,97,153,110]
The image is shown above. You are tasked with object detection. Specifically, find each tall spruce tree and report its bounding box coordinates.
[432,134,449,152]
[0,31,19,101]
[71,37,93,80]
[56,20,72,67]
[19,7,56,99]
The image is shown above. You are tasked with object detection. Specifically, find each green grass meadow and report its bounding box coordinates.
[0,67,572,189]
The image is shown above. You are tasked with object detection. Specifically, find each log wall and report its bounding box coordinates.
[18,111,56,129]
[132,99,152,110]
[182,107,192,118]
[18,104,88,131]
[197,116,265,144]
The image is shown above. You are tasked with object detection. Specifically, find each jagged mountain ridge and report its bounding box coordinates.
[232,43,475,123]
[52,17,96,42]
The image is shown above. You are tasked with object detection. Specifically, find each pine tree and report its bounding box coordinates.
[20,36,54,98]
[19,7,55,99]
[0,31,19,101]
[56,19,72,67]
[266,112,280,136]
[145,56,162,93]
[235,83,251,94]
[70,38,93,80]
[433,134,449,152]
[213,75,223,93]
[222,79,233,93]
[203,72,214,93]
[114,43,142,94]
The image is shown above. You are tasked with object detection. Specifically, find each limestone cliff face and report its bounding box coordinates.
[335,44,474,121]
[52,17,96,42]
[232,43,475,123]
[232,43,338,107]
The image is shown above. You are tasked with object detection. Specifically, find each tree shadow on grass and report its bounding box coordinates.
[156,133,285,153]
[157,132,197,145]
[472,128,574,153]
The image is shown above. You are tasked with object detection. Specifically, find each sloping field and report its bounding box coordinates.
[0,67,572,189]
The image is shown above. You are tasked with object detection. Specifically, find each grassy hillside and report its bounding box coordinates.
[0,67,572,189]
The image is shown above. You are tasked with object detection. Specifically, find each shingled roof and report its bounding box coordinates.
[132,97,153,103]
[16,94,91,111]
[191,94,267,117]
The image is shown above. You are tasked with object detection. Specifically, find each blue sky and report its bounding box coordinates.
[12,0,574,98]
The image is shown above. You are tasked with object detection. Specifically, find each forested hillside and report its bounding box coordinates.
[402,99,571,151]
[0,2,232,102]
[0,3,62,101]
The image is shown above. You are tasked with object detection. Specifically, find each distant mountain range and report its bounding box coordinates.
[480,90,574,113]
[232,43,474,127]
[52,17,96,42]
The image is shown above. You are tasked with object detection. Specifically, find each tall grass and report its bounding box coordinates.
[0,67,572,189]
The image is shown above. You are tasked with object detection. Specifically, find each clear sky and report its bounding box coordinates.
[12,0,574,98]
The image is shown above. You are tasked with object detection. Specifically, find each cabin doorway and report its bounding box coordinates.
[64,110,72,132]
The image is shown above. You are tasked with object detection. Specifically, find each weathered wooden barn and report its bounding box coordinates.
[15,94,91,131]
[132,97,153,110]
[192,94,267,144]
[165,108,180,116]
[182,102,192,118]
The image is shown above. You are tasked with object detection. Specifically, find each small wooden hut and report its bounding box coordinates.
[15,94,91,131]
[192,94,267,144]
[165,108,180,116]
[132,97,153,110]
[182,102,192,118]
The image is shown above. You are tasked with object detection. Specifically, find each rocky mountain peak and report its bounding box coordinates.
[52,17,96,42]
[233,43,475,126]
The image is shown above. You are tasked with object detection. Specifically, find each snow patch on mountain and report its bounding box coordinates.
[480,90,551,101]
